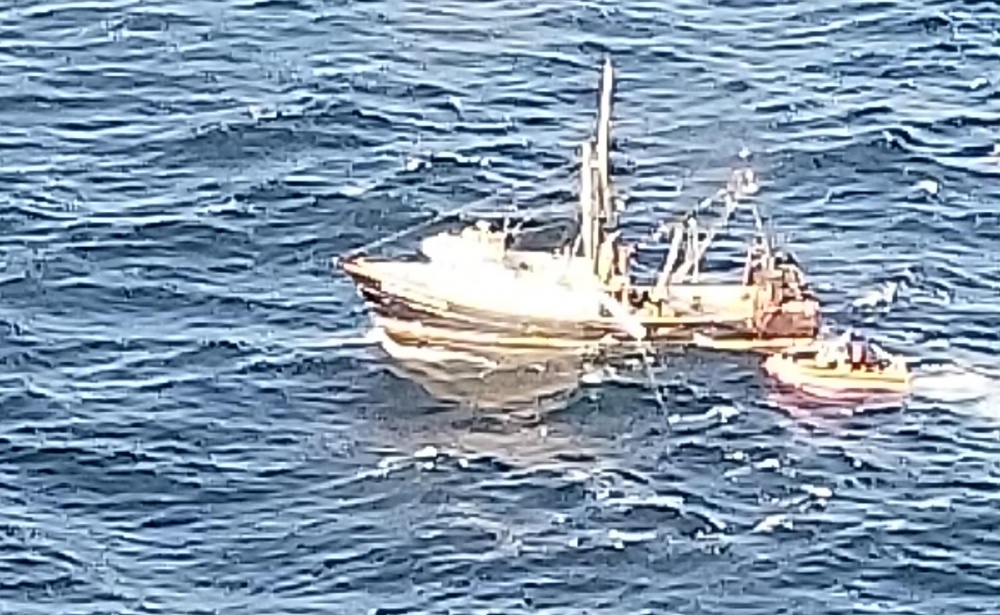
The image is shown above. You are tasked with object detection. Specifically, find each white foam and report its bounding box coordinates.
[915,179,940,195]
[755,458,781,471]
[912,364,992,404]
[608,528,657,548]
[404,157,428,172]
[851,281,899,309]
[712,404,741,422]
[802,484,834,499]
[605,494,685,511]
[669,404,743,426]
[339,181,376,197]
[752,513,791,534]
[908,360,1000,420]
[909,495,953,510]
[413,445,439,459]
[724,466,751,479]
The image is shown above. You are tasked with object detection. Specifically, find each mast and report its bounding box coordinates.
[579,140,595,262]
[570,57,621,282]
[596,57,614,225]
[592,57,617,281]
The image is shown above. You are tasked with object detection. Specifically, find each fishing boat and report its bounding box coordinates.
[762,334,912,396]
[337,58,821,350]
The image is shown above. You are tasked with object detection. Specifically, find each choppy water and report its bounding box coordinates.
[3,0,1000,612]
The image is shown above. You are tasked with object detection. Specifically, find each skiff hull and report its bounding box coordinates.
[762,352,912,396]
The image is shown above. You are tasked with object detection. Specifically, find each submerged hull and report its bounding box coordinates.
[341,255,820,350]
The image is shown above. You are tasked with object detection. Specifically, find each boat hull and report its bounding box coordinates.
[762,353,911,395]
[341,255,820,351]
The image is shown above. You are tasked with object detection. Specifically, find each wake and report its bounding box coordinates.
[910,361,998,411]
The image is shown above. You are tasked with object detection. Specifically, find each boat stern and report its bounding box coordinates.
[771,297,821,338]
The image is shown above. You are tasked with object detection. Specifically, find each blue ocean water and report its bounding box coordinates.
[2,0,999,613]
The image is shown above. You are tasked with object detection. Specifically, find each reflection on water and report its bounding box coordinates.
[371,324,605,412]
[358,325,613,468]
[380,348,592,414]
[764,386,908,434]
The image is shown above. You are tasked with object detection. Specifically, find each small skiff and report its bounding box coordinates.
[762,341,911,396]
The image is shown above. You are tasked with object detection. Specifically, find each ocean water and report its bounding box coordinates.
[2,0,1000,613]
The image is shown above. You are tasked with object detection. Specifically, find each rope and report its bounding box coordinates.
[641,347,672,452]
[332,161,583,266]
[332,191,527,266]
[583,281,672,453]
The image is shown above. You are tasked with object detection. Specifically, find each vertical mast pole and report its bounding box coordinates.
[579,140,595,263]
[596,57,614,227]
